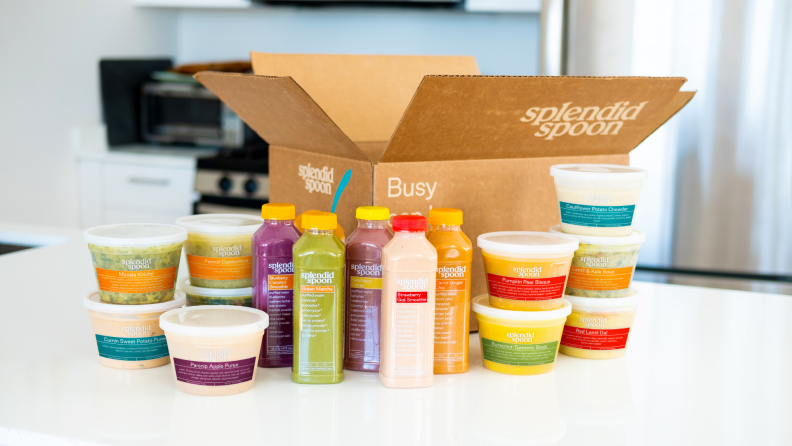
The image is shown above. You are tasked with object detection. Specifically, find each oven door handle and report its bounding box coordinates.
[128,176,170,186]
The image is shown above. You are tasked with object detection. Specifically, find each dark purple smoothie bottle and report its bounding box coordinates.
[344,206,393,372]
[253,203,302,368]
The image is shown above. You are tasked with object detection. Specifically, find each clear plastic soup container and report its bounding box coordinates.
[559,290,640,360]
[477,232,578,311]
[473,295,571,376]
[160,306,269,396]
[549,225,645,298]
[176,214,264,289]
[84,224,187,304]
[550,164,648,237]
[84,290,186,369]
[180,278,252,307]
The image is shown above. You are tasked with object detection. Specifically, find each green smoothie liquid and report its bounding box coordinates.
[292,228,345,384]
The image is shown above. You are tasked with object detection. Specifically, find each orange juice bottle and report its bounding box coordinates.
[427,208,472,374]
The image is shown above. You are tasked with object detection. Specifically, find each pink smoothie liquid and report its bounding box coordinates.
[344,217,393,372]
[252,218,302,368]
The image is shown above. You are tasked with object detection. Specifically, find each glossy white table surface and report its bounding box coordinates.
[1,223,790,446]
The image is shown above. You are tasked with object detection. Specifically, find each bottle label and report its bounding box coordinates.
[264,260,294,356]
[186,255,253,281]
[95,266,177,294]
[390,275,433,377]
[173,357,256,386]
[486,273,566,301]
[567,266,633,291]
[561,326,630,350]
[396,291,428,303]
[94,334,169,361]
[559,202,635,228]
[347,261,382,363]
[481,338,558,366]
[297,270,341,373]
[434,264,469,365]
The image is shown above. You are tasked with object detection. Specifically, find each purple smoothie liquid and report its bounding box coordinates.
[252,219,302,368]
[344,218,393,372]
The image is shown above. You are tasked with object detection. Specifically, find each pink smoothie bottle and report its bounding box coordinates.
[252,203,302,368]
[344,206,393,372]
[380,215,438,388]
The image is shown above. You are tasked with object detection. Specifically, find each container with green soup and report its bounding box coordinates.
[84,224,188,304]
[176,214,263,289]
[550,226,645,298]
[180,278,253,307]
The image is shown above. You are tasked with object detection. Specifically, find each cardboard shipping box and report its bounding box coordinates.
[196,52,694,330]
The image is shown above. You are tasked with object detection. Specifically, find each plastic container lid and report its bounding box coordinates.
[550,164,648,181]
[356,206,390,221]
[180,278,252,298]
[472,295,572,320]
[564,289,641,312]
[160,306,269,338]
[83,290,186,314]
[477,232,579,255]
[393,215,427,232]
[428,208,463,226]
[175,214,263,235]
[261,203,295,220]
[549,225,646,246]
[84,224,187,247]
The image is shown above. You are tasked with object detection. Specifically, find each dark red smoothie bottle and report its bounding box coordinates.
[344,206,393,372]
[253,203,302,368]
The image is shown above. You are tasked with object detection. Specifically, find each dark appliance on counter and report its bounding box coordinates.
[193,148,270,215]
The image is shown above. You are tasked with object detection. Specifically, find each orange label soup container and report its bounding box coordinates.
[473,295,571,375]
[477,232,578,311]
[560,290,640,360]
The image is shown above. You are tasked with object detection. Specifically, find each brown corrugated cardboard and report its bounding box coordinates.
[195,53,695,330]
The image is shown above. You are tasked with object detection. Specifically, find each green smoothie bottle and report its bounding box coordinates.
[292,211,345,384]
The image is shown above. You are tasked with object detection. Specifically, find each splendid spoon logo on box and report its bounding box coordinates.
[513,266,542,278]
[298,163,334,195]
[397,278,429,291]
[506,332,535,343]
[122,258,152,271]
[519,101,648,140]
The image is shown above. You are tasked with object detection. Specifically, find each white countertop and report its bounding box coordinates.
[1,223,791,446]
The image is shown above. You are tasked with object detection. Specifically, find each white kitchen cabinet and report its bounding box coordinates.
[76,146,209,229]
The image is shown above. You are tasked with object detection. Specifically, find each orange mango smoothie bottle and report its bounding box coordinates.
[427,208,471,374]
[380,215,438,388]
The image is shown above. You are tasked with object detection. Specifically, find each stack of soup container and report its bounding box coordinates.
[548,164,647,360]
[82,223,189,370]
[175,214,264,308]
[472,164,647,375]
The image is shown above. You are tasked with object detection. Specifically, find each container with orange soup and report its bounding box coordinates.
[477,232,578,311]
[176,214,263,289]
[550,225,645,298]
[560,291,640,359]
[473,295,571,375]
[427,208,472,375]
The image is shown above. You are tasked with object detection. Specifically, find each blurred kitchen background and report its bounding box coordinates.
[0,0,789,294]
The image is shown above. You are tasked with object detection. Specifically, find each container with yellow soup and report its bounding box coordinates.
[550,164,647,237]
[550,225,645,298]
[477,232,578,311]
[176,214,263,289]
[559,290,640,359]
[473,295,571,376]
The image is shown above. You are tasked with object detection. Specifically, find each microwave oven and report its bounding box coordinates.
[141,82,245,148]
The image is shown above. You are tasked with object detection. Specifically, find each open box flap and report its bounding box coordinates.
[194,71,368,162]
[379,76,692,163]
[250,52,480,144]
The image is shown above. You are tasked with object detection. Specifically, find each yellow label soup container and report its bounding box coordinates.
[477,232,578,311]
[472,295,571,375]
[559,290,640,359]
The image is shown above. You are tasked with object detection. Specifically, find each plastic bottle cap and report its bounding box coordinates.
[261,203,295,220]
[428,208,463,226]
[301,210,338,230]
[392,215,427,232]
[356,206,390,221]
